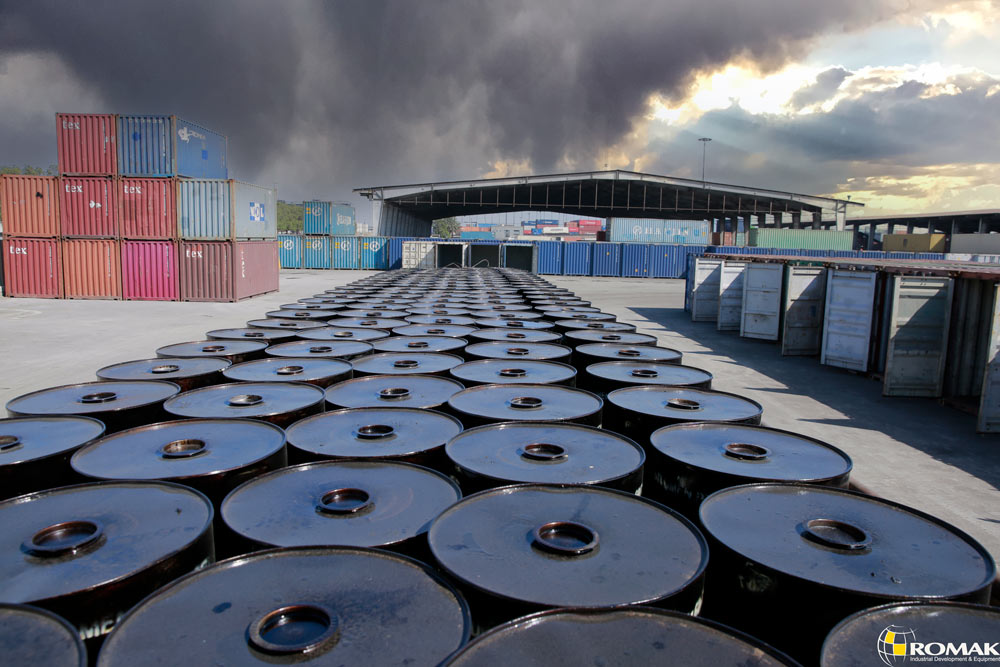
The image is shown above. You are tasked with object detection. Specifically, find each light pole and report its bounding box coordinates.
[698,137,712,184]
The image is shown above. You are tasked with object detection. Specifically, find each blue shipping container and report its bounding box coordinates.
[333,205,356,235]
[592,243,623,277]
[278,234,302,269]
[536,241,562,275]
[331,236,359,269]
[177,179,276,240]
[303,236,331,269]
[460,231,494,239]
[387,237,414,270]
[302,202,356,236]
[607,218,711,244]
[117,115,227,178]
[649,244,706,279]
[563,242,593,276]
[359,236,389,270]
[621,243,650,277]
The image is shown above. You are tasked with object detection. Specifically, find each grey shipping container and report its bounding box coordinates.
[177,180,277,240]
[607,218,711,244]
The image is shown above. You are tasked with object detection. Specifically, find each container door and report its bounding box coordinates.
[883,276,954,397]
[820,269,877,371]
[740,263,783,340]
[691,258,722,322]
[781,266,827,355]
[717,261,747,331]
[978,284,1000,432]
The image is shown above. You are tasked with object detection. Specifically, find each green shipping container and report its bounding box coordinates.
[749,228,854,250]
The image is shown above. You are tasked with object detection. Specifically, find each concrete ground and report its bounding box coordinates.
[1,269,998,562]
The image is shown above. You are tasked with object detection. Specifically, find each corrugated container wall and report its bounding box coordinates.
[303,237,331,269]
[119,178,176,239]
[231,181,277,239]
[179,241,231,301]
[607,218,711,244]
[358,236,389,270]
[303,201,332,235]
[122,240,178,301]
[62,239,121,299]
[650,244,706,279]
[1,175,60,237]
[3,237,62,297]
[332,205,356,235]
[331,236,359,269]
[177,179,230,239]
[56,113,117,176]
[401,241,436,269]
[279,234,302,269]
[749,228,855,250]
[621,243,650,277]
[950,234,1000,255]
[536,241,563,275]
[563,241,593,275]
[59,177,118,237]
[117,115,227,178]
[388,237,416,270]
[592,242,622,277]
[234,241,278,300]
[882,234,947,253]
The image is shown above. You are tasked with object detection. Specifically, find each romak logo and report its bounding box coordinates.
[876,625,1000,663]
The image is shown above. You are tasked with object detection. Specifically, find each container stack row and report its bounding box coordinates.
[1,114,277,301]
[279,233,390,270]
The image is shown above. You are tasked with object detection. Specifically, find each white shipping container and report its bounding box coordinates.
[401,241,436,268]
[542,226,569,234]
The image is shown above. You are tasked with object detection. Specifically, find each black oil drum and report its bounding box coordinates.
[574,343,682,371]
[464,341,572,364]
[221,460,460,559]
[206,328,298,344]
[429,484,708,633]
[246,318,328,331]
[447,384,603,428]
[554,319,637,334]
[164,382,324,428]
[352,352,464,378]
[466,303,532,312]
[265,339,373,360]
[698,483,997,664]
[325,375,465,411]
[405,315,479,326]
[467,328,563,344]
[535,304,599,313]
[155,340,268,365]
[445,422,643,495]
[329,317,410,330]
[472,319,554,331]
[286,407,463,470]
[605,387,763,445]
[0,416,105,501]
[450,360,578,387]
[296,298,347,308]
[471,311,544,322]
[372,335,468,357]
[264,309,337,321]
[71,419,286,511]
[647,423,852,518]
[7,381,180,434]
[0,481,213,654]
[405,307,473,316]
[583,361,713,395]
[0,603,88,667]
[564,330,657,347]
[545,311,616,324]
[822,601,1000,667]
[297,326,391,342]
[392,324,478,338]
[338,309,410,319]
[444,607,800,667]
[223,357,352,388]
[96,547,471,667]
[97,357,230,391]
[284,302,344,311]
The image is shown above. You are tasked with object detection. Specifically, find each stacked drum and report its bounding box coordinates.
[1,266,994,666]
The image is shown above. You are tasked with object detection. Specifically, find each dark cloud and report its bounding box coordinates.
[0,0,925,220]
[789,67,852,109]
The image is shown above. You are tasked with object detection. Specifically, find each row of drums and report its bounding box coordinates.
[1,267,996,666]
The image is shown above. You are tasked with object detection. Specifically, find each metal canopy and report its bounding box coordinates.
[847,209,1000,234]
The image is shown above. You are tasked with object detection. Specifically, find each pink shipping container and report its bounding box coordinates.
[62,239,121,299]
[56,113,117,176]
[122,240,178,301]
[179,240,278,302]
[0,175,60,237]
[60,177,118,237]
[3,237,62,298]
[119,177,177,239]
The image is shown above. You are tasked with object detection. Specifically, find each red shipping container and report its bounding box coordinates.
[119,178,177,239]
[0,175,60,237]
[56,113,117,176]
[122,240,178,301]
[179,240,278,302]
[60,177,118,237]
[3,237,62,298]
[62,239,121,299]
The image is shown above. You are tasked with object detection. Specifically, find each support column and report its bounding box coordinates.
[812,211,822,229]
[979,218,986,234]
[907,222,915,234]
[791,211,802,229]
[773,212,783,230]
[868,223,876,250]
[888,222,896,234]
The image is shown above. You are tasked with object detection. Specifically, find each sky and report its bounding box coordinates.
[1,0,998,226]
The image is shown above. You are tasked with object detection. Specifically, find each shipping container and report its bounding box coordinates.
[387,237,415,270]
[359,236,389,270]
[0,175,60,237]
[303,236,331,269]
[177,180,276,240]
[501,243,537,272]
[749,228,855,250]
[332,204,356,235]
[542,227,569,234]
[59,177,117,237]
[331,236,359,269]
[121,240,178,301]
[621,243,650,277]
[117,115,227,178]
[460,231,493,239]
[62,238,121,299]
[563,241,593,275]
[179,240,277,302]
[303,201,331,235]
[950,234,1000,255]
[607,218,711,244]
[278,234,302,268]
[3,237,62,298]
[401,240,436,268]
[119,177,176,239]
[56,113,117,176]
[649,244,706,279]
[592,242,623,277]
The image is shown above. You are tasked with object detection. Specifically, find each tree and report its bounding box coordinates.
[277,201,304,232]
[433,217,460,238]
